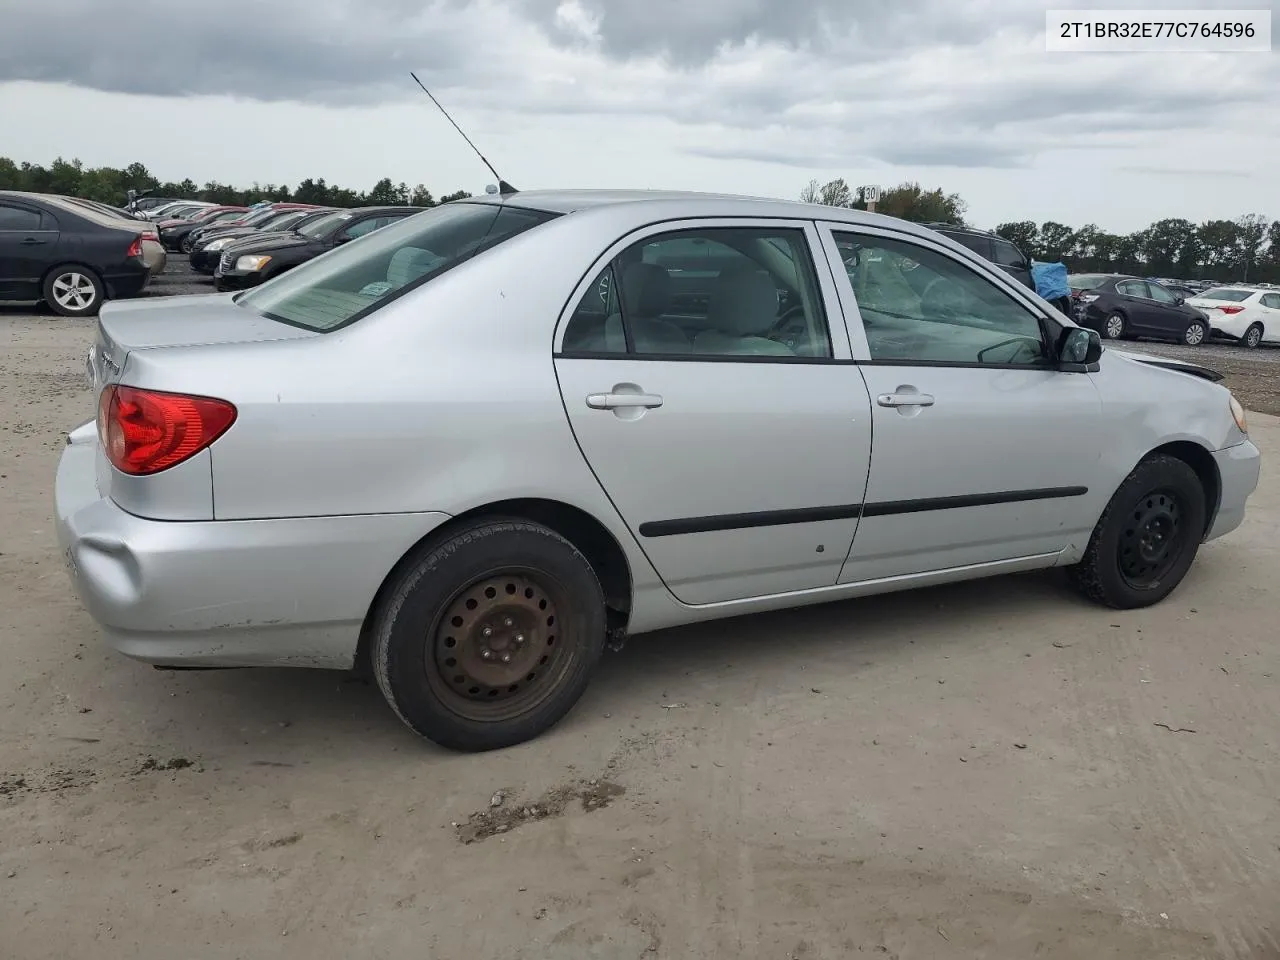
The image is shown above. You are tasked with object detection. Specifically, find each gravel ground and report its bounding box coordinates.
[2,283,1280,958]
[1109,340,1280,417]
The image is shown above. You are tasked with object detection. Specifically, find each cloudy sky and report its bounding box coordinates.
[0,0,1276,231]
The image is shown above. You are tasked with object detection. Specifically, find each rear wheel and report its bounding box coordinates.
[42,267,104,317]
[1103,312,1126,339]
[1069,454,1206,609]
[1243,323,1263,349]
[1182,320,1207,346]
[372,519,606,751]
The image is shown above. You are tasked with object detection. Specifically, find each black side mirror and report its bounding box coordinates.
[333,234,352,246]
[1058,327,1102,369]
[1175,296,1185,305]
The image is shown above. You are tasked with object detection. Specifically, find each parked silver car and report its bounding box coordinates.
[55,191,1261,750]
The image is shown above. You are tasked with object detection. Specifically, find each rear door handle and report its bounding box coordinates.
[586,392,664,410]
[20,237,46,245]
[877,392,935,408]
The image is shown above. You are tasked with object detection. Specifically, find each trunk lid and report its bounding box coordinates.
[89,294,317,392]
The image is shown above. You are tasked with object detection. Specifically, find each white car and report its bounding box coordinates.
[1185,287,1280,348]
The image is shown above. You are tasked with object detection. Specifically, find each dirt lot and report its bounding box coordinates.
[2,293,1280,959]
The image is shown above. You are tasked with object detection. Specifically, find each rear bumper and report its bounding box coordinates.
[55,431,451,669]
[1206,439,1261,541]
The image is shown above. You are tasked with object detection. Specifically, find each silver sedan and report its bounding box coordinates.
[55,191,1261,751]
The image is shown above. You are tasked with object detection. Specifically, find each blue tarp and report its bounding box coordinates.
[1030,261,1070,301]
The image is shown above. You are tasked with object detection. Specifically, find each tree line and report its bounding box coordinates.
[0,157,473,211]
[802,176,1280,284]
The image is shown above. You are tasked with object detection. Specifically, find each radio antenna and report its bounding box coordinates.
[409,72,517,196]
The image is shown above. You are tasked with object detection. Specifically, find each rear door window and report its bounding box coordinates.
[0,204,43,231]
[992,240,1025,267]
[943,231,993,259]
[237,202,557,332]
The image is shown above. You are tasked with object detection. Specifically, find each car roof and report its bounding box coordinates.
[464,189,947,240]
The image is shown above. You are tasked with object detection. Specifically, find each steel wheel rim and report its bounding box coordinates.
[51,272,96,310]
[426,568,576,722]
[1105,315,1124,338]
[1118,488,1188,589]
[1184,323,1205,345]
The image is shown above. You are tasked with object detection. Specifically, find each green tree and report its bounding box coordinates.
[440,189,473,203]
[1234,214,1269,281]
[872,181,966,224]
[1140,218,1198,276]
[409,184,436,207]
[1038,221,1076,260]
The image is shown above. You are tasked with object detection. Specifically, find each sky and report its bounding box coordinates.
[0,0,1276,233]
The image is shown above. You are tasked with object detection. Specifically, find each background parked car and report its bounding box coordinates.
[924,223,1035,289]
[56,195,167,276]
[184,202,323,253]
[141,200,216,221]
[190,208,336,274]
[0,190,152,316]
[1068,274,1209,345]
[213,205,426,290]
[1185,287,1280,348]
[158,205,248,251]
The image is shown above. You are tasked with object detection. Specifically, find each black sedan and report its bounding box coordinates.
[190,209,335,274]
[0,190,151,316]
[1068,274,1210,345]
[214,206,427,290]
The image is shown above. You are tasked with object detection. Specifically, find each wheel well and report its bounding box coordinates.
[353,498,633,675]
[1148,441,1220,537]
[41,262,102,287]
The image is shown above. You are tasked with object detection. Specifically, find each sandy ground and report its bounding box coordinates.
[2,302,1280,959]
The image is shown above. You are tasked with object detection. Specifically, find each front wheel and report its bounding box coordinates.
[1069,454,1206,609]
[1182,320,1207,346]
[1243,323,1263,349]
[372,519,607,751]
[42,267,104,317]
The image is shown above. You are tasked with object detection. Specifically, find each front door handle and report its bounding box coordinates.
[877,392,935,408]
[586,392,664,410]
[19,237,46,245]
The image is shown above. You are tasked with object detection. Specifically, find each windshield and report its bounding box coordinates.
[296,211,353,239]
[237,202,557,332]
[1200,288,1254,302]
[1068,274,1108,291]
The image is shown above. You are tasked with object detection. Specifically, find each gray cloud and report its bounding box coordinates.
[1,0,1276,175]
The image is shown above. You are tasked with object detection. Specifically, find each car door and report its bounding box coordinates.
[1144,281,1191,337]
[1114,279,1160,334]
[553,219,873,605]
[817,222,1104,582]
[1260,293,1280,343]
[0,202,58,299]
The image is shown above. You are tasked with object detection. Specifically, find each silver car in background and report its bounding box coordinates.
[55,191,1261,751]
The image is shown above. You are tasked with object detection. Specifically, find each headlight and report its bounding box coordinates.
[235,255,272,272]
[1229,394,1248,435]
[205,238,233,251]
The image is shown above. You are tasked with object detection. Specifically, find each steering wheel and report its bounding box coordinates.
[766,305,809,344]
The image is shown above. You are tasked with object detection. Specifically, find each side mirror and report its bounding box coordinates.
[1175,296,1185,305]
[1059,327,1102,369]
[333,234,352,246]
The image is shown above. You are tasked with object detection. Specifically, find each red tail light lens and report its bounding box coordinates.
[97,385,237,475]
[126,235,144,258]
[1218,305,1246,315]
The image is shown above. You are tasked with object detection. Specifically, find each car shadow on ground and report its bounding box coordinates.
[95,568,1090,763]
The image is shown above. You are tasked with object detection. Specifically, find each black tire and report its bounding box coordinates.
[1103,312,1127,340]
[372,519,606,751]
[1182,319,1207,346]
[1069,454,1206,609]
[180,235,195,254]
[1243,323,1263,349]
[42,266,104,317]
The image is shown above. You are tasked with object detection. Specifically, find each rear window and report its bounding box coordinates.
[237,202,557,332]
[1200,288,1254,302]
[1068,274,1108,290]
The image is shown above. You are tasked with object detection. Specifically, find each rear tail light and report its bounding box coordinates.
[97,385,237,475]
[1218,305,1245,315]
[126,235,144,258]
